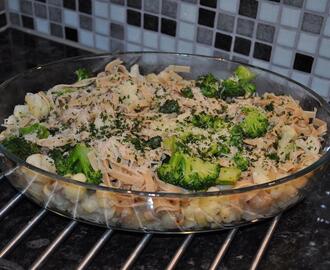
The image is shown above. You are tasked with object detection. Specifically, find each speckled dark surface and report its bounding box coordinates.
[0,29,330,270]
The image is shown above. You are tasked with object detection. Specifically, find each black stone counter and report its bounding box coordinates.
[0,29,330,270]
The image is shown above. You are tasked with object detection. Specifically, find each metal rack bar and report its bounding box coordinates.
[0,165,20,180]
[77,229,114,270]
[249,215,281,270]
[121,234,153,270]
[0,193,24,219]
[0,209,47,258]
[166,234,194,270]
[209,228,238,270]
[30,220,78,270]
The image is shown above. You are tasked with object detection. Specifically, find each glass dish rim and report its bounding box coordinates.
[1,51,330,198]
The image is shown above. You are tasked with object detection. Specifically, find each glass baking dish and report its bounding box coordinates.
[0,53,329,233]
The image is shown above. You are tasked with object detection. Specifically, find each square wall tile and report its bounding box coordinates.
[311,77,330,97]
[162,0,177,19]
[127,0,142,9]
[297,32,319,54]
[50,23,63,37]
[217,13,235,33]
[35,18,49,34]
[80,15,92,31]
[79,29,94,47]
[195,44,213,56]
[143,30,158,48]
[180,2,197,23]
[65,26,78,41]
[161,18,177,36]
[301,13,323,34]
[95,34,109,51]
[127,9,141,26]
[291,71,310,85]
[21,15,34,29]
[253,42,272,61]
[110,23,124,40]
[178,21,195,41]
[305,0,327,12]
[177,40,194,53]
[277,28,296,47]
[251,59,270,69]
[144,0,160,14]
[259,2,279,23]
[218,0,238,13]
[198,8,216,27]
[9,12,20,26]
[281,7,301,28]
[160,35,176,51]
[256,23,275,43]
[63,0,76,10]
[271,65,290,77]
[20,0,33,15]
[196,26,213,45]
[127,25,142,43]
[8,0,19,12]
[319,38,330,58]
[324,17,330,37]
[34,3,47,19]
[272,46,293,67]
[214,32,232,51]
[94,0,109,18]
[95,18,109,35]
[293,53,314,73]
[64,9,78,27]
[315,58,330,78]
[127,43,142,51]
[110,4,126,23]
[234,37,251,55]
[49,7,62,23]
[144,13,159,31]
[238,0,258,19]
[236,18,254,37]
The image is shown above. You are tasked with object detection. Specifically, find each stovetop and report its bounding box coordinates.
[0,29,330,270]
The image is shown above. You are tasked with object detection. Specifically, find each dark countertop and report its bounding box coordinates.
[0,29,330,270]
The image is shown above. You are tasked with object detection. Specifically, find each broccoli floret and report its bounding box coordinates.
[19,123,50,139]
[180,87,194,98]
[233,153,249,171]
[196,73,220,98]
[216,167,241,185]
[191,113,225,129]
[221,79,245,98]
[1,136,41,160]
[159,99,180,114]
[220,66,256,98]
[241,82,256,97]
[50,143,102,184]
[240,108,269,138]
[203,143,230,158]
[229,125,244,148]
[75,68,91,81]
[157,152,220,190]
[234,65,256,81]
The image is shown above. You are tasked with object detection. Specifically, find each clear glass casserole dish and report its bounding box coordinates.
[0,52,329,233]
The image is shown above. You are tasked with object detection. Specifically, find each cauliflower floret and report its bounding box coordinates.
[62,173,87,203]
[26,154,56,173]
[13,105,30,119]
[25,92,50,119]
[277,125,297,161]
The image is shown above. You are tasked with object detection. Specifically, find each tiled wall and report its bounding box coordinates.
[2,0,330,99]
